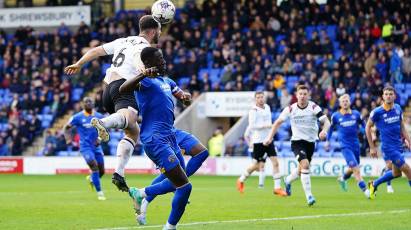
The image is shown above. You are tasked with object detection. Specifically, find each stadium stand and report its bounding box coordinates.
[1,0,411,157]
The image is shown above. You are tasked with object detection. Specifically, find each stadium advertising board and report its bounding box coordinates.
[14,156,410,177]
[0,6,90,28]
[0,158,23,174]
[205,92,255,117]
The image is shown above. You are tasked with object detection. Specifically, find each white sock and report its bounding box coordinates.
[285,168,299,184]
[140,198,149,215]
[115,137,135,177]
[101,113,127,129]
[273,173,281,189]
[97,191,104,196]
[300,169,313,199]
[139,188,147,198]
[239,171,250,182]
[165,222,176,229]
[259,170,265,186]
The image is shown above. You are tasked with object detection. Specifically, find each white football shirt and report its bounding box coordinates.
[102,36,150,84]
[248,104,272,144]
[278,101,326,142]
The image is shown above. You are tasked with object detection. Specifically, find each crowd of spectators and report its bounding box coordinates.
[1,0,411,156]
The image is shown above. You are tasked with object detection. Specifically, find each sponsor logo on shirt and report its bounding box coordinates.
[384,116,400,124]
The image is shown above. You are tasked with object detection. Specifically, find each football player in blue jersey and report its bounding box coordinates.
[136,129,208,225]
[63,97,106,200]
[327,94,370,198]
[365,86,411,199]
[119,47,193,230]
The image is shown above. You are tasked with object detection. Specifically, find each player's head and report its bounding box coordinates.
[139,15,161,44]
[296,85,309,105]
[141,47,166,74]
[338,94,351,110]
[254,91,265,106]
[82,97,94,112]
[382,85,396,105]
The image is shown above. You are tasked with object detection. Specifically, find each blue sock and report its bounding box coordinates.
[186,150,209,177]
[408,180,411,187]
[145,179,175,197]
[343,172,352,181]
[373,170,394,189]
[168,183,192,225]
[145,174,167,202]
[387,180,392,186]
[91,171,101,192]
[358,180,366,191]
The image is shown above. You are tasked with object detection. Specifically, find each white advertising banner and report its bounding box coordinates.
[216,157,411,177]
[0,6,91,28]
[2,156,409,176]
[205,92,255,117]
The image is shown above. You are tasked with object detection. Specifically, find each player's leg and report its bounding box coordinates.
[185,143,209,177]
[349,149,369,197]
[339,148,356,191]
[237,162,259,193]
[369,152,403,199]
[82,150,105,200]
[384,160,394,193]
[297,141,315,206]
[399,163,411,187]
[258,161,265,188]
[129,140,191,229]
[266,143,286,196]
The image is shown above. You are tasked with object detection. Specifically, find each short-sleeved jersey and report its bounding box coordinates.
[370,104,403,152]
[136,77,179,143]
[279,101,325,142]
[329,109,364,148]
[102,36,150,84]
[248,104,272,144]
[68,110,104,149]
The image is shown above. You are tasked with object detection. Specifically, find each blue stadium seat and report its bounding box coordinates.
[71,88,84,102]
[57,151,69,156]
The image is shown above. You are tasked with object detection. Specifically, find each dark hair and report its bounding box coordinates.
[255,91,264,97]
[382,85,395,93]
[141,47,159,63]
[139,15,160,32]
[296,84,309,91]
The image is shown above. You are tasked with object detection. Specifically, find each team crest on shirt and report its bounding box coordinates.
[395,109,400,115]
[339,118,343,122]
[383,113,387,118]
[168,154,177,163]
[351,115,356,119]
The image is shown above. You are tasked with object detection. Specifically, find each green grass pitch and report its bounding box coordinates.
[0,174,409,230]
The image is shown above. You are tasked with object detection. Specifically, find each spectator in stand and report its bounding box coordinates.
[208,127,224,157]
[232,137,248,157]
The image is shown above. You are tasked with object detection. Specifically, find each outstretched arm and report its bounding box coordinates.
[365,119,378,158]
[263,118,285,146]
[319,116,331,140]
[119,68,159,94]
[119,73,147,94]
[64,46,107,75]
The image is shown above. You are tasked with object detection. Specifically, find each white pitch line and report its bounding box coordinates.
[94,209,410,230]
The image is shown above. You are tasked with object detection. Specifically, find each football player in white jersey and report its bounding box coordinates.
[237,91,287,196]
[264,85,331,206]
[64,15,161,192]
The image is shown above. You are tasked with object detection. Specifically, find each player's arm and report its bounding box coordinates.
[119,68,159,93]
[173,89,192,106]
[169,79,191,106]
[263,107,288,145]
[64,46,108,75]
[244,125,252,147]
[365,119,378,158]
[63,120,74,145]
[315,106,330,140]
[326,114,335,141]
[401,119,411,150]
